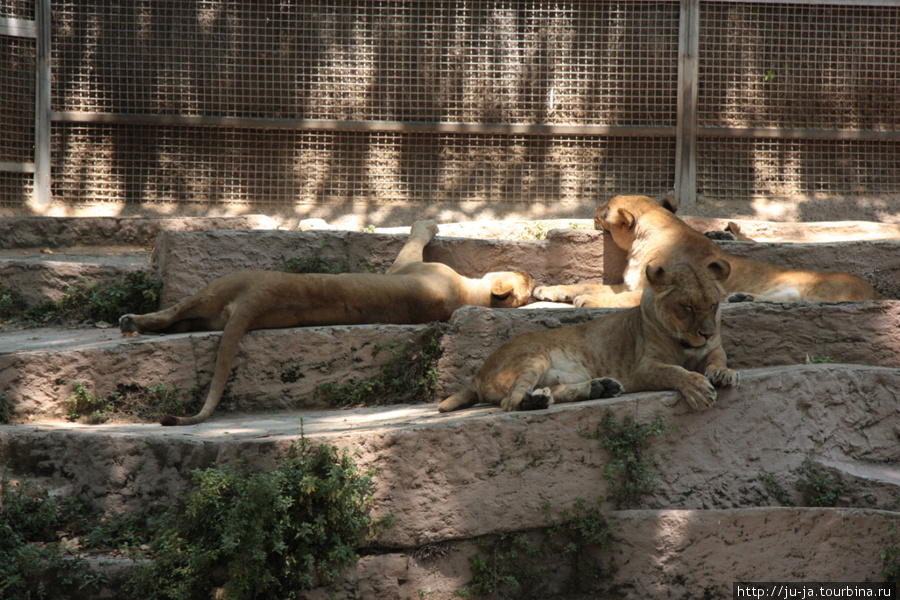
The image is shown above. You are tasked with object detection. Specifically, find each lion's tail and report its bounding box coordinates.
[161,313,250,427]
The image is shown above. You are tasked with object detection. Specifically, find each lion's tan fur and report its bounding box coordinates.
[120,221,534,426]
[439,261,738,413]
[534,195,884,308]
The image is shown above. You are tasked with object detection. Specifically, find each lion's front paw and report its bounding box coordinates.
[119,314,139,333]
[726,292,754,303]
[678,372,717,410]
[705,365,739,388]
[590,377,624,399]
[573,295,604,308]
[519,387,553,411]
[533,285,575,303]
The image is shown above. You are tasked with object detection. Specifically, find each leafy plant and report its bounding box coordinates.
[759,472,795,506]
[0,272,161,326]
[280,256,348,275]
[0,470,103,599]
[129,436,390,600]
[316,325,443,407]
[64,380,203,424]
[0,394,11,424]
[795,457,844,507]
[881,524,900,588]
[583,411,669,507]
[458,499,613,598]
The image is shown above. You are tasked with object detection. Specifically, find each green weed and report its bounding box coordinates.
[0,272,161,326]
[0,470,104,599]
[795,457,844,507]
[64,381,203,424]
[583,411,670,507]
[458,499,613,598]
[316,325,443,407]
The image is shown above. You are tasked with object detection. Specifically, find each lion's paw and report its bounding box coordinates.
[704,230,738,242]
[573,295,604,308]
[678,372,717,410]
[726,292,754,303]
[705,366,739,388]
[520,387,553,411]
[533,286,575,303]
[411,220,439,238]
[119,314,139,333]
[590,378,624,399]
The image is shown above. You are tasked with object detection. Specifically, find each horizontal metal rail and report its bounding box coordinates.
[0,16,37,38]
[52,112,676,138]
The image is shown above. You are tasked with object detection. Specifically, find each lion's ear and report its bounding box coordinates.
[706,259,731,282]
[659,195,678,213]
[490,278,513,299]
[645,264,669,287]
[617,208,636,230]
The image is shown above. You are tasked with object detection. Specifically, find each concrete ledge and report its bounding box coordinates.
[2,365,897,548]
[152,228,612,307]
[0,215,279,249]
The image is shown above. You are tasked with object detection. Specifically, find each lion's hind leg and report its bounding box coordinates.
[386,220,439,274]
[547,377,624,404]
[437,387,479,413]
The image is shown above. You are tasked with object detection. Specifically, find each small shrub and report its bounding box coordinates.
[0,272,161,326]
[280,256,348,275]
[759,472,795,506]
[582,411,669,507]
[0,395,11,424]
[795,457,844,507]
[129,436,390,600]
[64,381,203,424]
[459,499,613,598]
[881,524,900,588]
[0,470,103,599]
[316,325,443,407]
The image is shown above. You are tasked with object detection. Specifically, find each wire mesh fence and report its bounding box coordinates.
[1,0,899,210]
[51,123,676,206]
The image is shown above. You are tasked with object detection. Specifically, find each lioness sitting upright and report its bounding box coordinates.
[534,194,884,307]
[439,260,738,413]
[120,220,535,426]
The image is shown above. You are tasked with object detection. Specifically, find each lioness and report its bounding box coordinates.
[120,220,535,426]
[534,194,883,307]
[438,260,738,413]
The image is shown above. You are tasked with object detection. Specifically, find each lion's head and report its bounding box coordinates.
[486,270,536,308]
[643,260,730,350]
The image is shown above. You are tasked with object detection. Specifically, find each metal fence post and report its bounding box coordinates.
[33,0,51,206]
[675,0,699,207]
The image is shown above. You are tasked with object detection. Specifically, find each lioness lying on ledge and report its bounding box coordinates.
[535,195,884,308]
[120,220,535,426]
[439,260,738,413]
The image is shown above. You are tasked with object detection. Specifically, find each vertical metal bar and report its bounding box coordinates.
[33,0,52,206]
[675,0,700,207]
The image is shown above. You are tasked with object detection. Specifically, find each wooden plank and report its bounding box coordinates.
[32,0,51,206]
[51,112,676,138]
[675,0,700,207]
[0,16,37,38]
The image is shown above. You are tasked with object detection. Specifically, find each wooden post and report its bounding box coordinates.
[33,0,52,206]
[675,0,699,208]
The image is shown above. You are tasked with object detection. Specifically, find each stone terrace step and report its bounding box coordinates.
[150,229,899,307]
[1,365,897,556]
[71,505,900,600]
[0,215,280,250]
[3,302,898,422]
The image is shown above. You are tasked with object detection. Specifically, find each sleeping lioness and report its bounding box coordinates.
[120,220,535,426]
[534,194,884,307]
[439,260,738,413]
